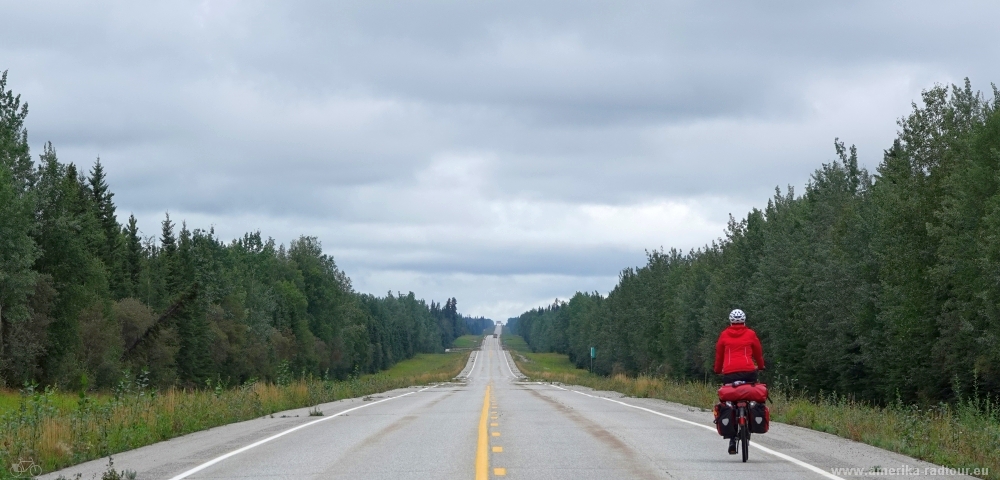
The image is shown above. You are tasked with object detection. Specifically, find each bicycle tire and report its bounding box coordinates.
[741,425,749,462]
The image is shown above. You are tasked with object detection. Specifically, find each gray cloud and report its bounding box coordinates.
[3,0,999,319]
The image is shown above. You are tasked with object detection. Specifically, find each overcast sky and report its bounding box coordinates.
[3,1,999,321]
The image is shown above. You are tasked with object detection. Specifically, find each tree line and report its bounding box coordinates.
[508,79,1000,405]
[0,71,494,389]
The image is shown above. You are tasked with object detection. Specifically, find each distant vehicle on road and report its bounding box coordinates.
[493,333,498,338]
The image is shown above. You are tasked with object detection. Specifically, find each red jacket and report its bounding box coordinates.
[714,324,764,374]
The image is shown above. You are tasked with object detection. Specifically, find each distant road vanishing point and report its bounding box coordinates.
[42,325,973,479]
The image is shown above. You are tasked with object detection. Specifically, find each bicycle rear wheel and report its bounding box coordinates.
[741,425,749,462]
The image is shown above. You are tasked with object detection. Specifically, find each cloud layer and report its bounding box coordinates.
[3,1,999,320]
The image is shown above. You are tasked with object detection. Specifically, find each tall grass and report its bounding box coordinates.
[505,337,999,480]
[0,352,468,478]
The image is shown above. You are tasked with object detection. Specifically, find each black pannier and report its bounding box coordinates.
[713,402,737,438]
[749,401,770,434]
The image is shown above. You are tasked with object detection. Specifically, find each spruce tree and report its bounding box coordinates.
[87,158,123,296]
[122,214,143,298]
[160,213,180,298]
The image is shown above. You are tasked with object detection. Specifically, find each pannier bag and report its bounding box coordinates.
[718,382,768,403]
[713,402,738,438]
[749,401,770,434]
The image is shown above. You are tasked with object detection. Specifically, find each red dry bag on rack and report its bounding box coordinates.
[717,382,767,402]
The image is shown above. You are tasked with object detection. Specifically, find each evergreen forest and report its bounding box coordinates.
[0,71,493,390]
[509,80,1000,406]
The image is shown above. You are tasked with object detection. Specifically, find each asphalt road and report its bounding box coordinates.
[42,327,977,480]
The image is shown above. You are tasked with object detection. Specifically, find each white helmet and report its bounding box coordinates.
[729,309,746,324]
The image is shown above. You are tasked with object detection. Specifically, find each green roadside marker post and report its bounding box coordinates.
[590,347,595,373]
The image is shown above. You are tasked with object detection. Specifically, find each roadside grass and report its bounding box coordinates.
[0,352,469,479]
[451,334,485,350]
[499,335,529,352]
[377,352,470,382]
[503,335,1000,480]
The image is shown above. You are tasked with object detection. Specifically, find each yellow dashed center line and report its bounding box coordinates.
[475,384,491,480]
[476,345,507,478]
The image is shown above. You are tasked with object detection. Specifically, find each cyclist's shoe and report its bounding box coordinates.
[728,438,737,454]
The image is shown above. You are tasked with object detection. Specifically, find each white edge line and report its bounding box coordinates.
[549,385,845,480]
[499,344,518,378]
[167,384,436,480]
[468,349,480,377]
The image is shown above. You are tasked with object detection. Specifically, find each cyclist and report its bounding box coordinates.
[713,308,765,454]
